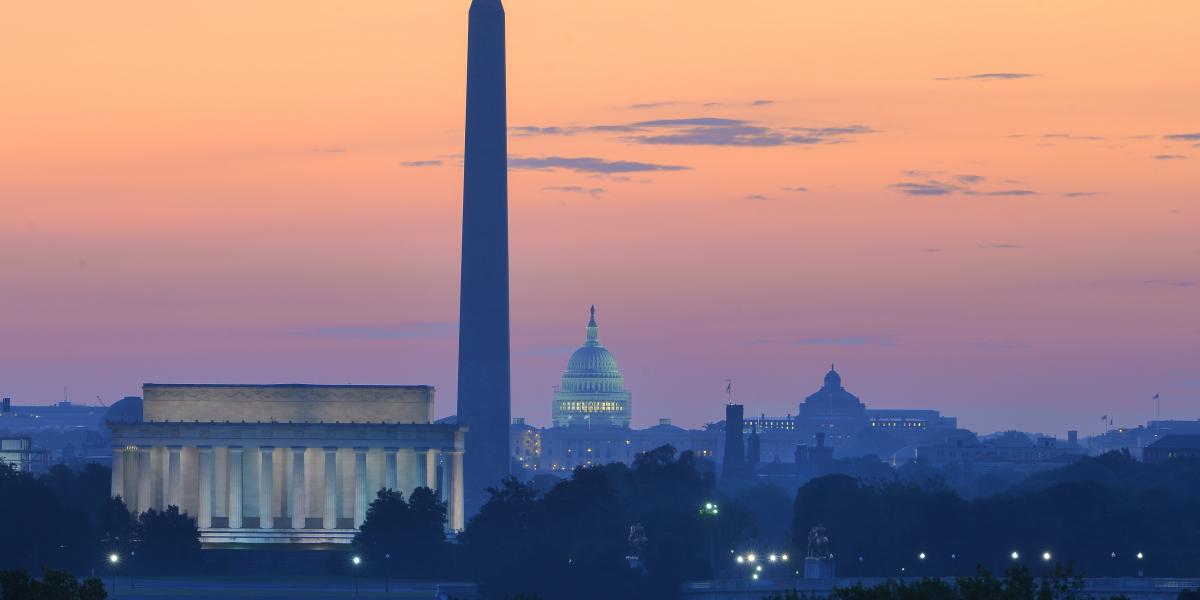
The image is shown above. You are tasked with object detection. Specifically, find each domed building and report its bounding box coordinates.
[552,306,633,428]
[796,364,869,447]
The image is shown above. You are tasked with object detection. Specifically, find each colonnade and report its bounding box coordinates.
[111,445,465,532]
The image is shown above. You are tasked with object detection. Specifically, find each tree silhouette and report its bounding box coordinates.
[352,486,448,578]
[136,506,201,573]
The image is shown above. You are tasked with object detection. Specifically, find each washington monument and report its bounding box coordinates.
[457,0,511,516]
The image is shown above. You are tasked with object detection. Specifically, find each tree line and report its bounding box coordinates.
[0,462,200,576]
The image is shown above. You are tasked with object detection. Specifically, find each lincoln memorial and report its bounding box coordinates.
[107,384,466,545]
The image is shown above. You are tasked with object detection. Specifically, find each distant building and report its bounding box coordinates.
[795,366,957,454]
[0,399,108,432]
[1143,435,1200,464]
[513,417,719,475]
[796,366,867,448]
[1086,420,1200,459]
[917,430,1085,474]
[0,436,34,472]
[722,404,747,479]
[794,432,834,477]
[552,307,633,428]
[746,424,761,470]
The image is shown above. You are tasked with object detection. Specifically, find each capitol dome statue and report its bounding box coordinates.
[552,306,633,428]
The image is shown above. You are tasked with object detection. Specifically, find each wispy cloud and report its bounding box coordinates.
[1039,133,1106,141]
[625,119,873,147]
[745,194,769,201]
[891,170,1037,197]
[1153,154,1188,160]
[543,186,606,197]
[509,156,690,173]
[781,186,808,193]
[980,189,1037,196]
[794,335,896,347]
[1164,132,1200,141]
[400,160,443,167]
[300,323,456,340]
[629,99,775,109]
[986,243,1022,249]
[1063,192,1100,197]
[511,126,578,137]
[628,101,683,110]
[935,72,1038,81]
[512,117,874,147]
[890,181,964,196]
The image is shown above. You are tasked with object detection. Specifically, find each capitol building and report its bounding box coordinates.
[551,306,632,428]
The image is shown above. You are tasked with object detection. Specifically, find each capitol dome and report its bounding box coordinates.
[565,345,620,376]
[552,306,633,428]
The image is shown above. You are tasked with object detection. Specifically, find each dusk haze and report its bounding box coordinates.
[1,2,1199,599]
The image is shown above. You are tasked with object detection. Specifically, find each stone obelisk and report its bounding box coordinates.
[457,0,510,518]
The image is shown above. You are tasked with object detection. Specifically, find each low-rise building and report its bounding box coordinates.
[1143,435,1200,464]
[0,436,34,472]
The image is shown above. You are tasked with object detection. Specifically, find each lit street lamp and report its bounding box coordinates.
[1011,551,1020,561]
[1042,551,1052,562]
[699,502,719,578]
[351,555,362,597]
[108,553,119,599]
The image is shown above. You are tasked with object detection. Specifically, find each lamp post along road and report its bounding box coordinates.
[108,553,119,599]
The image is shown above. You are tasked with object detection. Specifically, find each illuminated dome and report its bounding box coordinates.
[553,306,633,428]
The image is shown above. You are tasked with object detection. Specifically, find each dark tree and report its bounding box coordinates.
[0,568,108,600]
[135,506,201,573]
[96,497,136,554]
[0,463,94,571]
[352,486,448,578]
[463,446,739,600]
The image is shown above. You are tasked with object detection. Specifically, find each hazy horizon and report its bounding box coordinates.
[2,1,1197,436]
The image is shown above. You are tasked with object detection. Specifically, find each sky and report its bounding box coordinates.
[1,0,1197,435]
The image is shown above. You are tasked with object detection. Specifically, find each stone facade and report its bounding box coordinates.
[110,384,465,545]
[142,384,435,425]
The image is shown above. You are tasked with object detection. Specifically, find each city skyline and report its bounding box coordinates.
[3,1,1199,435]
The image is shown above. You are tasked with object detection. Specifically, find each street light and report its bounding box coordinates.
[768,554,778,563]
[699,503,719,577]
[746,553,757,563]
[108,553,119,599]
[384,553,390,593]
[351,555,362,597]
[918,552,926,561]
[1011,551,1020,561]
[1042,552,1052,562]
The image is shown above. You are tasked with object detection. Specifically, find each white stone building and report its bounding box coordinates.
[108,384,465,545]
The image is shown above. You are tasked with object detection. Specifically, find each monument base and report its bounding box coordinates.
[803,557,836,579]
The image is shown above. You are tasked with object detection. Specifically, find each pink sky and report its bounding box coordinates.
[1,1,1197,435]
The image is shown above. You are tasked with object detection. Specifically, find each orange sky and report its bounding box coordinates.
[1,1,1197,434]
